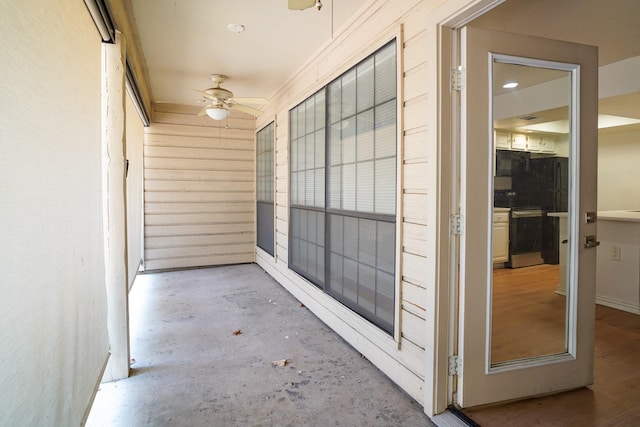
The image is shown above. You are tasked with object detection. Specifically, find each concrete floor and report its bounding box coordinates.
[87,264,435,426]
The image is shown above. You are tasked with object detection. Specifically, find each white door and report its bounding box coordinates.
[456,26,598,407]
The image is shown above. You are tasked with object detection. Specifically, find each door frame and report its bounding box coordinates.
[426,0,506,415]
[427,0,599,414]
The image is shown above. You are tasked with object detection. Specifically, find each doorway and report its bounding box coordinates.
[454,24,598,408]
[438,0,640,417]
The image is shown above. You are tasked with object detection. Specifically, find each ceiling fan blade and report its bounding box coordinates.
[288,0,315,10]
[228,103,263,117]
[230,97,269,105]
[193,89,220,101]
[155,100,207,105]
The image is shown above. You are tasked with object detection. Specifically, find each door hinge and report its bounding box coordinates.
[451,214,464,235]
[451,67,465,91]
[448,355,462,376]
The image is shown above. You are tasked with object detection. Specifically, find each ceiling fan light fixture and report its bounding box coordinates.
[206,106,229,120]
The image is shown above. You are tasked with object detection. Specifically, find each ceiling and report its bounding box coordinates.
[472,0,640,130]
[130,0,366,105]
[471,0,640,67]
[129,0,639,123]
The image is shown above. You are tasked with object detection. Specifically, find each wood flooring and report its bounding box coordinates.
[491,264,566,363]
[464,264,640,426]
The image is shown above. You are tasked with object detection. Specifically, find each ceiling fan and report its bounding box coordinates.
[194,74,267,120]
[288,0,323,11]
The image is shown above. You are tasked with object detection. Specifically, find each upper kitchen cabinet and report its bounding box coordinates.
[495,131,510,149]
[494,131,557,154]
[539,135,556,153]
[511,133,528,150]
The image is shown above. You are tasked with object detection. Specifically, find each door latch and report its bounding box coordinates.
[584,235,600,249]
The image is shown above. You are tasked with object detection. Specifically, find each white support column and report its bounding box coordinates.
[101,32,130,381]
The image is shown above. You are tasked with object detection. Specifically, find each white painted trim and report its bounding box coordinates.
[425,0,507,416]
[596,295,640,315]
[394,24,406,346]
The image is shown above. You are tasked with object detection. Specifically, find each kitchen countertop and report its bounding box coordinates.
[493,207,511,213]
[548,210,640,222]
[598,210,640,222]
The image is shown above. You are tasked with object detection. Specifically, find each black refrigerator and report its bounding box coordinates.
[529,157,568,264]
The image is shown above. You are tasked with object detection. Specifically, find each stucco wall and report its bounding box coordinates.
[0,1,109,424]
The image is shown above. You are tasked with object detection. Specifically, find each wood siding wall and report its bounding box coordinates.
[255,0,445,412]
[143,105,256,271]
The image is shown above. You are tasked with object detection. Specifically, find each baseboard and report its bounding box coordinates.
[596,295,640,315]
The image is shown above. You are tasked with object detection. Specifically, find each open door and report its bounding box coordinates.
[455,26,598,407]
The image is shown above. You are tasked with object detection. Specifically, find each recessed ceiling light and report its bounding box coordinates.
[503,82,518,89]
[227,23,245,33]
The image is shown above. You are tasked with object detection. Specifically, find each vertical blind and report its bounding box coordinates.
[289,40,397,333]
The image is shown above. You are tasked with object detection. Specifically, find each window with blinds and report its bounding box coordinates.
[290,90,326,285]
[256,122,275,256]
[289,40,396,334]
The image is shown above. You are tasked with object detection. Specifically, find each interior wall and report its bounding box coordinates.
[598,127,640,210]
[143,105,256,271]
[126,94,145,284]
[0,1,109,424]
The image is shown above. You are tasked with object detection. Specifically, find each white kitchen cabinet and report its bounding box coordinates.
[496,132,556,154]
[495,131,510,149]
[539,135,556,153]
[526,134,541,151]
[510,133,527,150]
[493,209,510,264]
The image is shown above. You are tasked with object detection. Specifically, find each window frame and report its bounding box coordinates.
[288,39,400,335]
[289,89,327,288]
[256,121,275,257]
